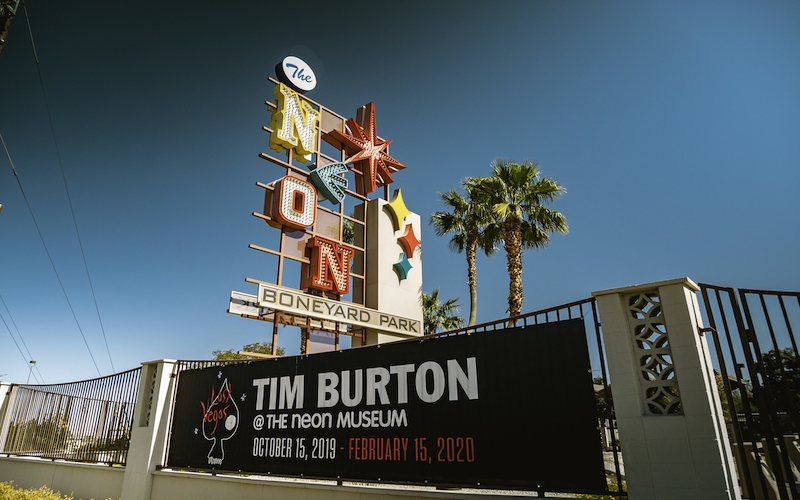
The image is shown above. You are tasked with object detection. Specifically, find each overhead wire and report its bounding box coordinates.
[1,133,102,376]
[0,310,40,384]
[20,0,115,372]
[0,293,45,383]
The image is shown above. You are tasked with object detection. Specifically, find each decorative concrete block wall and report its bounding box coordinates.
[593,278,741,500]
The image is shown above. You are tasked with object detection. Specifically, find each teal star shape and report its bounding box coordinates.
[393,252,412,281]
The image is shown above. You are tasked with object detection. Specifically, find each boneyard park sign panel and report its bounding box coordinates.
[167,319,606,490]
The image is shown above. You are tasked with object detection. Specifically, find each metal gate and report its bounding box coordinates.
[0,368,141,465]
[699,284,800,500]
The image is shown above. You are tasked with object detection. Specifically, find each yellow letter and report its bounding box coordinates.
[269,83,320,163]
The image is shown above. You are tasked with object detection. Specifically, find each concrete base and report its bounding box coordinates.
[0,456,589,500]
[0,456,124,500]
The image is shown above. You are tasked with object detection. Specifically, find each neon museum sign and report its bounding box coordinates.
[230,57,421,337]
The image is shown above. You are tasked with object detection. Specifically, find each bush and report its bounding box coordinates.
[0,482,72,500]
[0,481,116,500]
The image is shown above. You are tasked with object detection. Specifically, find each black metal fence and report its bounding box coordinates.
[175,359,250,373]
[0,298,622,496]
[700,284,800,500]
[0,367,141,465]
[432,297,625,498]
[2,286,794,498]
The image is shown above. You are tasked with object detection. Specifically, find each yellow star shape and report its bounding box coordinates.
[385,189,411,231]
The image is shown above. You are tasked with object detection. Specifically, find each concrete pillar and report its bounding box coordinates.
[362,194,423,345]
[0,383,12,419]
[121,360,177,500]
[0,382,14,452]
[593,278,740,500]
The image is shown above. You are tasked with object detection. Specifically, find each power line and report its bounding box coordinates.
[20,0,115,372]
[1,132,102,376]
[0,310,41,384]
[0,293,44,383]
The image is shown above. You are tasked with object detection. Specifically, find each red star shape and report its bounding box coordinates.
[398,225,421,258]
[323,103,406,195]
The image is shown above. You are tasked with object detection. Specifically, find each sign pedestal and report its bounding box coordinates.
[363,197,423,345]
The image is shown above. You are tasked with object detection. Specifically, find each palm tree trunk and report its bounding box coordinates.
[466,227,478,327]
[504,217,523,322]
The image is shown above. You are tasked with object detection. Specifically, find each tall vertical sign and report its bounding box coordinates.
[227,56,423,350]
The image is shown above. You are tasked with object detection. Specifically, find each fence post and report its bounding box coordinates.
[593,278,741,500]
[0,383,14,452]
[121,360,177,500]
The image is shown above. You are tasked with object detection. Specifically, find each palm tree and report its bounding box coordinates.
[471,158,568,322]
[422,289,465,335]
[429,184,499,326]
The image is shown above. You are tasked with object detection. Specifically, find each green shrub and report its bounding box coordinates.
[0,482,72,500]
[0,482,116,500]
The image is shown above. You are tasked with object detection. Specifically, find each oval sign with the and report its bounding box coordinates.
[277,56,316,93]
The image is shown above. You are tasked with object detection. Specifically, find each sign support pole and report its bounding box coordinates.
[271,320,279,356]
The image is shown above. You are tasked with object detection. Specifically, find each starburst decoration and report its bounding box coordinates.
[323,103,406,195]
[398,225,420,258]
[393,253,412,281]
[385,189,411,231]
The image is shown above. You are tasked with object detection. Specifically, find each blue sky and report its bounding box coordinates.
[1,1,798,384]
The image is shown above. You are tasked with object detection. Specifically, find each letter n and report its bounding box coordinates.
[269,83,320,163]
[301,236,354,295]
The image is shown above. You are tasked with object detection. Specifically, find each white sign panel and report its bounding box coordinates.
[228,291,348,333]
[256,283,421,337]
[279,55,316,92]
[228,290,270,318]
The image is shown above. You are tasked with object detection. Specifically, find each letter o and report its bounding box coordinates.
[415,361,446,403]
[279,292,293,308]
[272,176,317,229]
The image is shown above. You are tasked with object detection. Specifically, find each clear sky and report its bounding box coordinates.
[1,1,798,384]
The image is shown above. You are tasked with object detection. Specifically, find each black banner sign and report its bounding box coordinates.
[167,320,606,490]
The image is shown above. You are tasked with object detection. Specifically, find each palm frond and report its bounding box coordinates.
[479,158,568,316]
[422,288,464,335]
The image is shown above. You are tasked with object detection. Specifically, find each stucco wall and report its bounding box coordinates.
[149,470,543,500]
[0,456,562,500]
[0,456,124,499]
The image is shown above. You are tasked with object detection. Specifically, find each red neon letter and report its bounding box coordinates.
[271,176,316,230]
[301,236,354,295]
